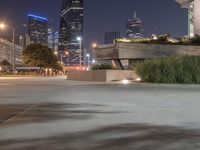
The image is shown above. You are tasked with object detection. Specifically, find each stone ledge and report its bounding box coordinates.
[67,70,138,82]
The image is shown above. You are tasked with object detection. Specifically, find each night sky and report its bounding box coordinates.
[0,0,188,51]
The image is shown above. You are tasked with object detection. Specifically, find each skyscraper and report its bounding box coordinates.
[59,0,84,65]
[126,12,143,38]
[17,34,31,48]
[48,28,59,51]
[28,14,48,46]
[175,0,200,37]
[104,31,121,44]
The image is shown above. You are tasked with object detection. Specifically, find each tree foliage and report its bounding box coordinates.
[91,63,114,70]
[190,35,200,45]
[23,44,62,70]
[0,60,11,66]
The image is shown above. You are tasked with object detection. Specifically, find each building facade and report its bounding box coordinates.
[48,28,59,51]
[104,31,121,44]
[175,0,200,37]
[126,12,143,38]
[59,0,84,65]
[16,34,31,48]
[0,37,23,65]
[28,14,48,46]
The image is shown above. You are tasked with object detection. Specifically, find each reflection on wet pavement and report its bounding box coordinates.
[0,103,124,126]
[1,124,200,150]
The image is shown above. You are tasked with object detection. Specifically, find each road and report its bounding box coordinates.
[1,77,200,150]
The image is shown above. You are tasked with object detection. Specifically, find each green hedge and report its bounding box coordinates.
[91,63,113,70]
[135,56,200,84]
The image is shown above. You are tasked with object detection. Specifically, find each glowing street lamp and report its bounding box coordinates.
[92,43,97,48]
[65,51,69,55]
[77,37,82,42]
[91,43,98,66]
[92,59,96,64]
[54,51,58,55]
[0,23,5,29]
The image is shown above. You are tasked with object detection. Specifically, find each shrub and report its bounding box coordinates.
[135,56,200,84]
[91,63,113,70]
[190,35,200,45]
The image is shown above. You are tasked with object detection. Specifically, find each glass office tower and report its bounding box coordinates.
[59,0,84,65]
[28,14,48,46]
[126,12,143,38]
[104,31,121,44]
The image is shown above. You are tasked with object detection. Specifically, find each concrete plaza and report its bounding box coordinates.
[0,77,200,149]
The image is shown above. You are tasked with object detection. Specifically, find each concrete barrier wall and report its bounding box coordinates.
[106,70,138,81]
[94,42,200,60]
[67,70,138,82]
[117,43,200,59]
[94,44,118,60]
[67,70,106,81]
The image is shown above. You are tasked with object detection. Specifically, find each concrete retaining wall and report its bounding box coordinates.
[94,42,200,60]
[117,42,200,59]
[67,70,138,82]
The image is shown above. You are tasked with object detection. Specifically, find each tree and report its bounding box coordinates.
[0,60,11,67]
[23,44,62,70]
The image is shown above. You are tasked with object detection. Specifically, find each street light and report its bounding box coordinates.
[65,51,69,55]
[91,42,98,66]
[92,43,97,48]
[54,51,58,55]
[86,53,90,70]
[0,23,5,29]
[0,23,27,75]
[92,59,96,64]
[77,36,82,70]
[54,51,69,64]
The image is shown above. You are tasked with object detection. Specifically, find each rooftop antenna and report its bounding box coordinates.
[134,12,137,19]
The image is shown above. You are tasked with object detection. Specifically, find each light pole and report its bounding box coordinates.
[86,53,90,70]
[12,27,15,75]
[54,51,69,75]
[91,42,97,65]
[54,51,69,64]
[0,23,26,75]
[77,37,82,70]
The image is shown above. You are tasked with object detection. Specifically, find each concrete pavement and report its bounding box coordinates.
[1,77,200,149]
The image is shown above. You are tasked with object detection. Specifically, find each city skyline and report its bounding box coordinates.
[1,1,200,149]
[0,0,188,49]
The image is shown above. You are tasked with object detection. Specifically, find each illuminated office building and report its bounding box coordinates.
[48,28,59,51]
[28,14,48,46]
[104,31,121,44]
[126,12,143,38]
[17,34,31,48]
[59,0,84,65]
[0,37,23,65]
